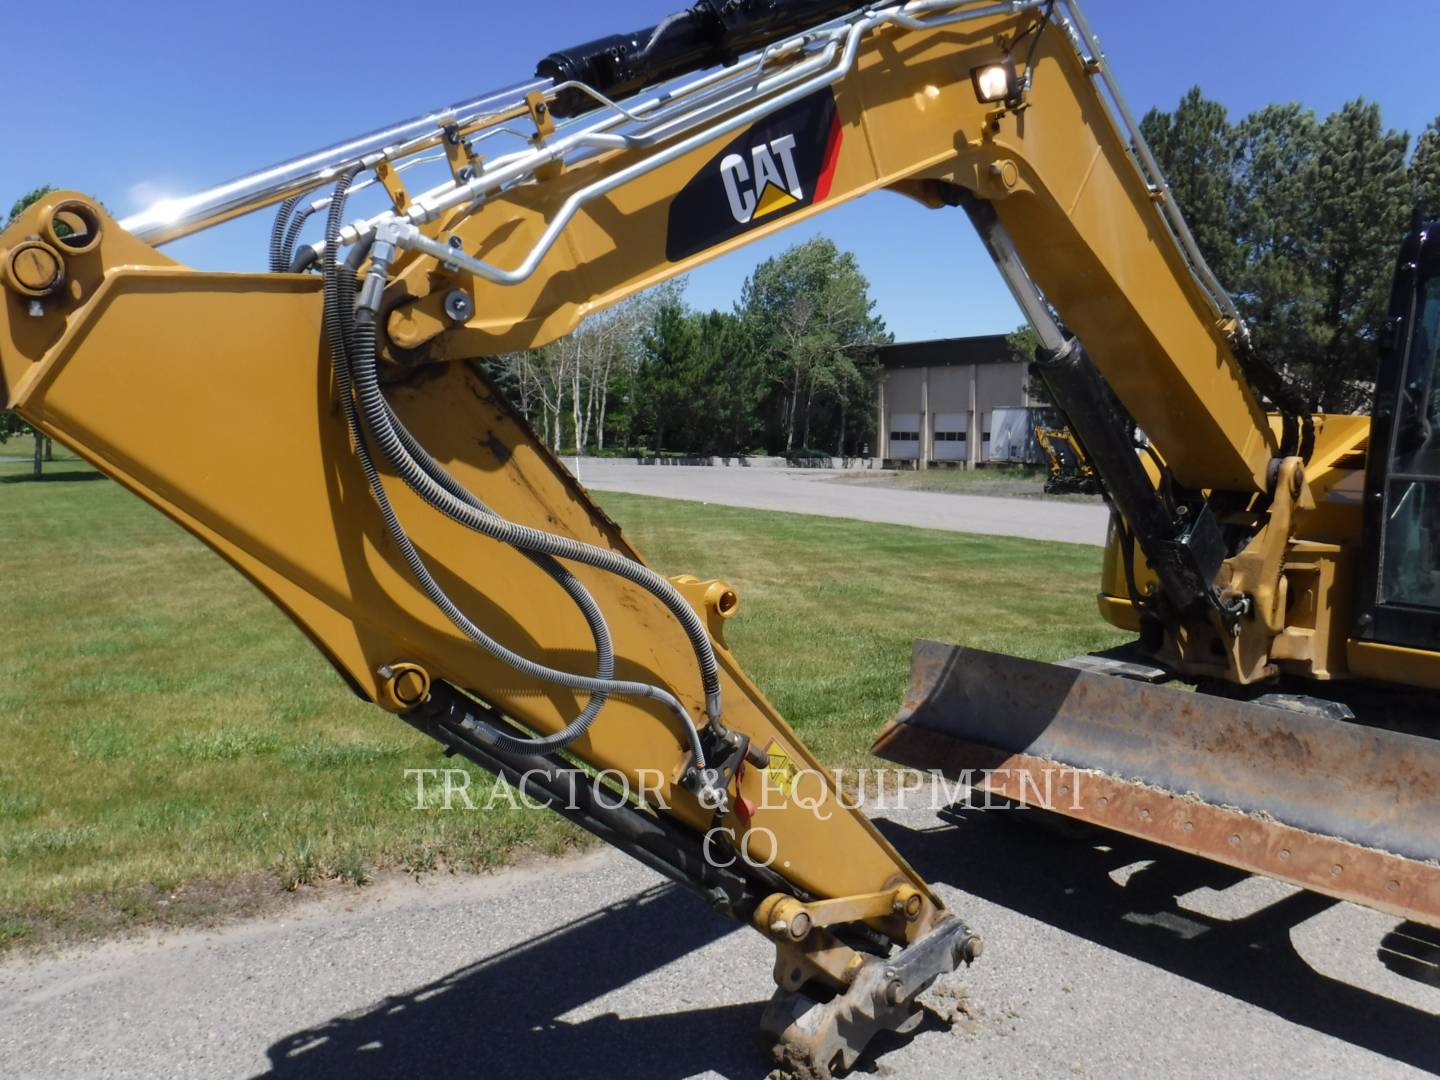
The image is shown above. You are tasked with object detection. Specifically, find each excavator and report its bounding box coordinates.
[1034,422,1100,495]
[3,0,1438,1074]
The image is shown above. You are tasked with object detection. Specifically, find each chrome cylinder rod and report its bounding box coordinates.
[118,77,552,247]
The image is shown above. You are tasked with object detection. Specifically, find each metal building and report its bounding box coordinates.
[874,334,1040,467]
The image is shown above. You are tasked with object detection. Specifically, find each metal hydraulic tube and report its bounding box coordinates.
[405,683,767,918]
[538,0,867,117]
[960,194,1227,619]
[117,78,552,246]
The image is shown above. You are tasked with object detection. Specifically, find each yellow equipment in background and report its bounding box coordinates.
[4,2,1440,1073]
[1034,423,1100,495]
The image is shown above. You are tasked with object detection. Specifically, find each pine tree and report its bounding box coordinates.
[1307,100,1410,410]
[1139,87,1243,288]
[1412,116,1440,221]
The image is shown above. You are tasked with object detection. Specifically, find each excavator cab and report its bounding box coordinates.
[1359,220,1440,647]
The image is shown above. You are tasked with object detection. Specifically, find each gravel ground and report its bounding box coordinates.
[3,794,1436,1080]
[570,462,1110,545]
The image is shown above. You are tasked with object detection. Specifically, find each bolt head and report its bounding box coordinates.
[443,289,475,322]
[883,978,906,1006]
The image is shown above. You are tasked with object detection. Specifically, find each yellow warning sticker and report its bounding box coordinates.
[762,739,800,799]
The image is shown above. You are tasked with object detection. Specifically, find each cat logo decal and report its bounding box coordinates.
[666,90,842,262]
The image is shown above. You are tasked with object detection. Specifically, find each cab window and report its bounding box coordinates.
[1380,274,1440,610]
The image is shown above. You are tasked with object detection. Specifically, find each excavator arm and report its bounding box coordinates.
[6,1,1439,1072]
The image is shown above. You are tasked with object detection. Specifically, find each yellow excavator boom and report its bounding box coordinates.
[4,1,1439,1073]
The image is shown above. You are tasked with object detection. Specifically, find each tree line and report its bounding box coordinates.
[484,237,890,458]
[1141,90,1440,413]
[498,90,1440,450]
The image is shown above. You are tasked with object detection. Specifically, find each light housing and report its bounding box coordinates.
[970,57,1019,104]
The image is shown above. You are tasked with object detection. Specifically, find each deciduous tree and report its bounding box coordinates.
[738,238,888,453]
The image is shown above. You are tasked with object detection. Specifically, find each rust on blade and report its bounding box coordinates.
[873,723,1440,929]
[872,640,1440,928]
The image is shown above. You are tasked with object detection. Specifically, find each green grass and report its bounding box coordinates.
[0,437,83,465]
[833,465,1098,502]
[604,491,1123,766]
[0,458,1123,947]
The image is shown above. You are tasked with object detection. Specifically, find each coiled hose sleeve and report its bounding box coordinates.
[280,202,321,273]
[386,402,622,755]
[341,306,706,763]
[322,178,705,764]
[344,273,723,721]
[269,192,305,273]
[336,257,622,755]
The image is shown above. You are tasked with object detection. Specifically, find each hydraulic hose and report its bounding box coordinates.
[328,228,619,756]
[269,192,305,273]
[322,177,708,765]
[348,246,723,723]
[324,179,623,756]
[342,297,707,762]
[280,201,321,272]
[369,352,623,750]
[352,339,723,720]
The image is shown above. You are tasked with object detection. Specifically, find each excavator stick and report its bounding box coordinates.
[873,641,1440,928]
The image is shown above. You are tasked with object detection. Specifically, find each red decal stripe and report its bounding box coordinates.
[813,113,843,204]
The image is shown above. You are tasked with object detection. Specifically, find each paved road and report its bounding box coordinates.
[4,795,1436,1080]
[570,462,1110,545]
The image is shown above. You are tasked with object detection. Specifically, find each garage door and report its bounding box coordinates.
[888,413,920,460]
[934,412,968,462]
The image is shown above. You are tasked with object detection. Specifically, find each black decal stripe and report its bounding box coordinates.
[665,90,840,263]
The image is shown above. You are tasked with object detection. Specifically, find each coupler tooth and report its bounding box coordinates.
[763,916,980,1079]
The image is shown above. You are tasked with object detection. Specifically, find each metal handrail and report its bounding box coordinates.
[117,78,553,245]
[113,0,1243,337]
[379,1,1035,283]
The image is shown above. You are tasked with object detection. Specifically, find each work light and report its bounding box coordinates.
[970,58,1018,103]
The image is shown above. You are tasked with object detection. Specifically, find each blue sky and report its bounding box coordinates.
[6,1,1435,342]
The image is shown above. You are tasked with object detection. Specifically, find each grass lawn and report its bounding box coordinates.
[833,465,1098,502]
[0,457,1124,950]
[0,437,83,468]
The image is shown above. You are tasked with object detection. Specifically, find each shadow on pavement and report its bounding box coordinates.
[255,807,1439,1079]
[1379,921,1440,988]
[254,883,769,1080]
[0,469,104,484]
[877,806,1440,1074]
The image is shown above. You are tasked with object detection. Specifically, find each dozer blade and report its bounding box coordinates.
[872,640,1440,928]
